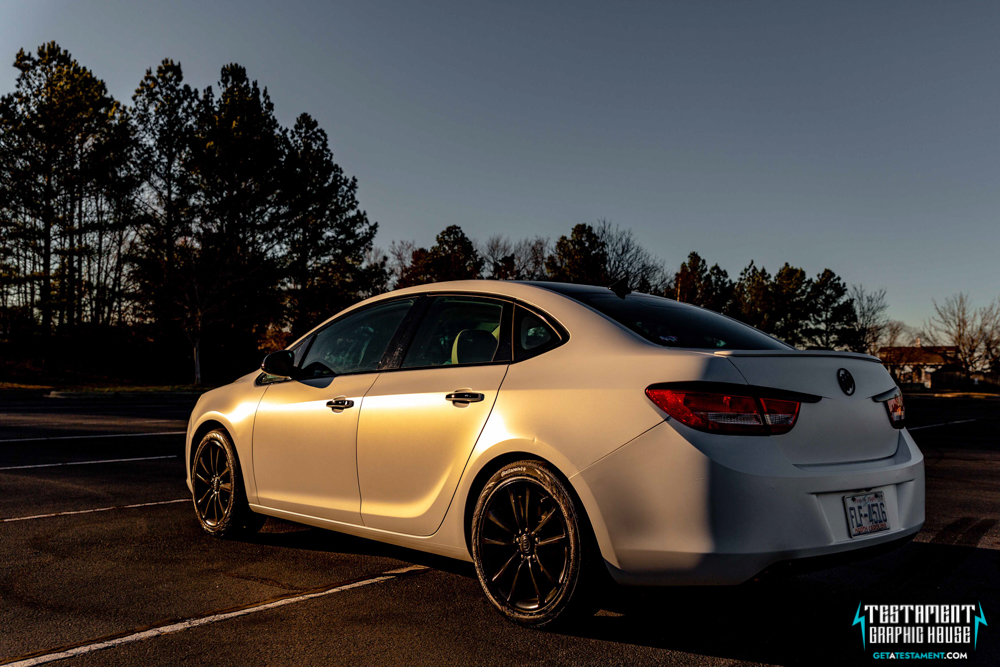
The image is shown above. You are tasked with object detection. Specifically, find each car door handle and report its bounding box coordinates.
[326,398,354,410]
[446,392,484,403]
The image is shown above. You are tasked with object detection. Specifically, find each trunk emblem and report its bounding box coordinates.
[837,368,856,396]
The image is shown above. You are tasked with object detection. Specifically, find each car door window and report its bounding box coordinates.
[299,299,415,378]
[401,296,505,368]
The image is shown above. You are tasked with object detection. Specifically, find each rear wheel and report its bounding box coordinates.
[471,460,601,627]
[191,429,264,537]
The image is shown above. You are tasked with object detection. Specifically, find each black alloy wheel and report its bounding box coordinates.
[471,460,601,627]
[191,429,263,537]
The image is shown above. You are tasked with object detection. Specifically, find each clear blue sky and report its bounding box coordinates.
[3,1,997,327]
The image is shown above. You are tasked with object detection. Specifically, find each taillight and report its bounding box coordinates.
[645,388,801,436]
[758,397,801,435]
[883,391,905,429]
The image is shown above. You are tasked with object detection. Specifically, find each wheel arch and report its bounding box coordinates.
[189,419,229,473]
[460,449,616,570]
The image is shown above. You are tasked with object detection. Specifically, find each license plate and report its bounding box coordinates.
[844,491,889,538]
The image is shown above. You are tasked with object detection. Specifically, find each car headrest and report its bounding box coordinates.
[451,329,499,365]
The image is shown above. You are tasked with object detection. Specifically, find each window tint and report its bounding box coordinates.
[569,293,789,351]
[402,296,504,368]
[291,337,311,367]
[514,306,560,360]
[299,299,414,378]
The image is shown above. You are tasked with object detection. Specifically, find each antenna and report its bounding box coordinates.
[608,276,631,299]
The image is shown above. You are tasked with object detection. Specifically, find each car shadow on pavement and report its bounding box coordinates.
[235,521,999,665]
[246,519,478,579]
[557,542,1000,666]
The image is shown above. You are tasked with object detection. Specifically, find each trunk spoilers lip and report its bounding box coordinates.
[646,381,822,404]
[713,349,881,362]
[871,386,902,403]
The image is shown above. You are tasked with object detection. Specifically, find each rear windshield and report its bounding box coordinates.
[566,292,790,351]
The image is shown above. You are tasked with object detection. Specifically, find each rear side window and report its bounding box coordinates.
[401,296,506,368]
[569,293,789,351]
[514,306,561,361]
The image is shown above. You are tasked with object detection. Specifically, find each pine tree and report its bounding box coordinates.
[0,42,117,333]
[397,225,482,288]
[803,269,858,350]
[545,223,607,285]
[283,112,386,336]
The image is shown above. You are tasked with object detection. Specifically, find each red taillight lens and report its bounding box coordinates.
[645,388,801,436]
[758,397,801,435]
[883,391,905,428]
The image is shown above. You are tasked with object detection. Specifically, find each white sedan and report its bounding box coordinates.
[185,280,924,627]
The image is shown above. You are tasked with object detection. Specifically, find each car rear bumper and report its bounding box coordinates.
[574,421,925,586]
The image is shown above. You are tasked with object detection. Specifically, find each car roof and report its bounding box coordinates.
[512,281,608,295]
[383,279,600,300]
[287,279,640,351]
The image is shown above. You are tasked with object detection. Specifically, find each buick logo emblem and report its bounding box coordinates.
[837,368,856,396]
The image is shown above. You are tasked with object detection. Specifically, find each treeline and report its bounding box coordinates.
[0,41,931,386]
[1,43,384,383]
[388,221,885,354]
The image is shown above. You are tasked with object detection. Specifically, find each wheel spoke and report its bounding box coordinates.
[196,488,212,508]
[198,458,210,476]
[528,559,543,603]
[491,550,520,583]
[214,494,224,521]
[535,554,558,586]
[508,488,521,531]
[524,487,530,530]
[482,536,510,546]
[220,465,230,479]
[487,510,515,535]
[532,507,557,535]
[506,560,525,602]
[219,482,233,492]
[195,473,209,484]
[536,533,566,547]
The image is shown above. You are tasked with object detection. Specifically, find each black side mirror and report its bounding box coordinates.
[261,350,296,378]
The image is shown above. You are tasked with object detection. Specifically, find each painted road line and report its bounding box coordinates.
[1,498,188,523]
[0,431,186,443]
[908,419,978,431]
[1,566,430,667]
[0,455,178,471]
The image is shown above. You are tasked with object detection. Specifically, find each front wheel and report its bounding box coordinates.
[191,429,264,537]
[471,460,602,627]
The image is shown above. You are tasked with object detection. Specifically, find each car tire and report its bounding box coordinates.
[191,429,264,538]
[471,459,603,627]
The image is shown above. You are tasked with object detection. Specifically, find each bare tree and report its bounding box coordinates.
[850,285,889,355]
[388,239,415,288]
[595,219,669,293]
[878,320,918,382]
[979,297,1000,381]
[512,236,550,280]
[480,235,514,279]
[881,320,914,350]
[480,234,550,280]
[921,293,997,378]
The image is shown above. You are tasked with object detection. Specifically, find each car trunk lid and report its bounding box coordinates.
[716,350,899,465]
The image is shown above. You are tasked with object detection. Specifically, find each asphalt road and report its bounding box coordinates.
[0,393,997,666]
